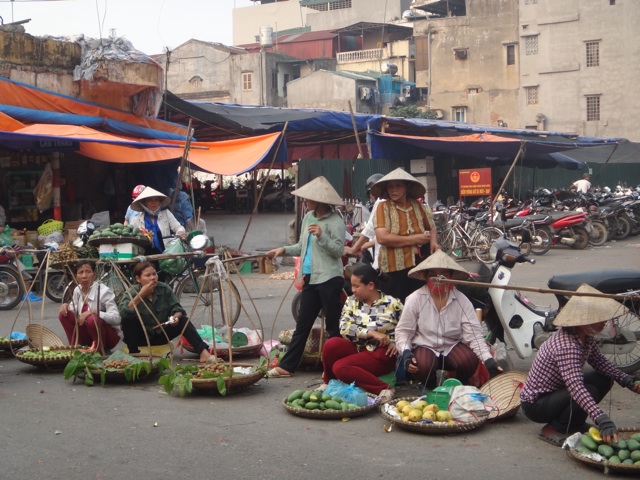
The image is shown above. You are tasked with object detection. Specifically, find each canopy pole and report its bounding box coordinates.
[237,124,289,252]
[171,119,194,211]
[490,141,525,220]
[348,100,364,159]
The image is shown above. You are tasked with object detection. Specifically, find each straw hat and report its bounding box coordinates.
[408,250,470,281]
[292,176,343,206]
[479,371,527,420]
[369,167,426,200]
[553,284,629,327]
[130,187,170,212]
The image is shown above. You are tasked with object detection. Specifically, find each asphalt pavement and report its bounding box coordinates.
[1,212,639,480]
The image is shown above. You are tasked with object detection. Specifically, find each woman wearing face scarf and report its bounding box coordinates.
[394,250,501,387]
[128,187,186,255]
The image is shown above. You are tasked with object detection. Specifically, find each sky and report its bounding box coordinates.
[0,0,255,55]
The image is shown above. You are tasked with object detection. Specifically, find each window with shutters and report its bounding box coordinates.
[586,95,600,121]
[242,72,253,91]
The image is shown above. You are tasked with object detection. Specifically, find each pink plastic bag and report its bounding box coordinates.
[293,256,304,291]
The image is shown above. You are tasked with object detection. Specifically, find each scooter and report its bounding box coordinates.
[547,211,591,249]
[462,238,640,373]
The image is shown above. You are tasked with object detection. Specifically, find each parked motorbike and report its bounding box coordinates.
[461,238,640,373]
[0,248,71,309]
[547,211,591,249]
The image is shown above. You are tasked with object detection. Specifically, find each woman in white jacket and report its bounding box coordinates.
[128,187,186,254]
[58,260,121,353]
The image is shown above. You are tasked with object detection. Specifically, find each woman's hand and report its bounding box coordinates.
[59,303,69,316]
[414,231,431,247]
[407,357,419,374]
[368,330,390,346]
[385,342,398,357]
[138,281,156,299]
[267,247,285,258]
[177,231,187,240]
[78,309,96,326]
[308,223,322,237]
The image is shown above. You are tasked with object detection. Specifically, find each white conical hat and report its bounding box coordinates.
[369,167,426,200]
[130,187,170,212]
[292,176,343,206]
[408,250,470,281]
[553,284,629,327]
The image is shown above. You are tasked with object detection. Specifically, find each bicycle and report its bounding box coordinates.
[437,211,503,263]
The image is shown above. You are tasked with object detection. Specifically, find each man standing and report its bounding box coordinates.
[571,172,591,194]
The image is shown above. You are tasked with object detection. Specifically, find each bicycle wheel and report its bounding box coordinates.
[473,227,503,263]
[0,265,24,310]
[529,227,552,255]
[596,301,640,373]
[175,270,241,329]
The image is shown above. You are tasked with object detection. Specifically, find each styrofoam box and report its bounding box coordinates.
[99,243,143,260]
[410,157,435,174]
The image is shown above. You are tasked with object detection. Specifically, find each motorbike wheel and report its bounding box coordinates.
[473,227,503,263]
[569,226,590,250]
[291,290,327,324]
[588,220,608,247]
[45,271,73,303]
[0,265,24,310]
[597,305,640,373]
[529,227,552,255]
[175,271,241,329]
[613,214,632,240]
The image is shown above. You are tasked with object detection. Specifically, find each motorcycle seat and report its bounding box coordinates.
[548,269,640,294]
[494,214,550,229]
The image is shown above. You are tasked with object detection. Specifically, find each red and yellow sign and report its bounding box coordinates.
[459,168,492,197]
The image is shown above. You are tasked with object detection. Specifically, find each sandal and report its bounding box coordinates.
[314,383,329,392]
[266,367,293,378]
[538,424,567,447]
[377,388,395,404]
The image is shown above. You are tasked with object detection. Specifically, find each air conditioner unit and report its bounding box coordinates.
[434,109,444,119]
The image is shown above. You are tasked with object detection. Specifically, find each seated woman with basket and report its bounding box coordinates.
[58,260,122,354]
[127,187,186,255]
[319,263,403,403]
[118,262,216,363]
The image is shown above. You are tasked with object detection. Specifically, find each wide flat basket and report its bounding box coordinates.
[89,354,167,383]
[190,364,265,393]
[380,397,488,435]
[567,430,640,475]
[183,343,263,359]
[479,371,527,420]
[25,324,65,349]
[87,235,151,247]
[16,345,83,369]
[0,338,29,353]
[283,394,379,420]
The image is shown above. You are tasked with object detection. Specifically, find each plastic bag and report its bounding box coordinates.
[0,225,12,246]
[448,385,498,423]
[293,256,304,290]
[159,238,187,275]
[324,379,369,407]
[33,163,53,213]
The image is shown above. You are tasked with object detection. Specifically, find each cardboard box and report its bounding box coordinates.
[258,257,275,274]
[99,243,143,260]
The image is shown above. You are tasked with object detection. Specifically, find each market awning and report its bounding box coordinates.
[0,124,287,175]
[367,130,593,169]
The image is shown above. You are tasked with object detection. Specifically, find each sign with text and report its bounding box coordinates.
[458,168,492,197]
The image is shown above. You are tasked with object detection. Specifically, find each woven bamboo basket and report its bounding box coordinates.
[26,324,65,349]
[190,363,265,393]
[89,354,168,383]
[0,338,29,352]
[182,342,263,359]
[380,397,488,435]
[16,345,81,369]
[567,429,640,474]
[479,371,527,420]
[283,394,378,420]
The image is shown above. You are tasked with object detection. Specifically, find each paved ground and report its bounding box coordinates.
[1,213,639,480]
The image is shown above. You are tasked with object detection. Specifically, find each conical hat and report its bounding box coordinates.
[369,167,426,200]
[292,176,343,206]
[553,284,629,327]
[408,250,470,281]
[130,187,170,212]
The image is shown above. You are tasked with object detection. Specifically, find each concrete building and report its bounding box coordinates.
[233,0,412,46]
[517,0,640,140]
[411,0,520,127]
[287,69,379,112]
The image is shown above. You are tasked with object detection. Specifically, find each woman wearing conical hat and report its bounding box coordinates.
[266,176,346,378]
[520,285,640,447]
[370,168,439,303]
[128,187,186,255]
[394,250,501,386]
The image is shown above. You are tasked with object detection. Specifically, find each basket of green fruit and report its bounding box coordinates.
[380,397,488,435]
[568,427,640,473]
[0,336,28,353]
[283,389,379,420]
[87,224,151,247]
[16,345,84,369]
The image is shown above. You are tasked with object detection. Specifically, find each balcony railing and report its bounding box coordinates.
[337,49,383,63]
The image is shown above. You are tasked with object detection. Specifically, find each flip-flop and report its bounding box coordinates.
[266,368,293,378]
[377,389,395,404]
[538,424,567,447]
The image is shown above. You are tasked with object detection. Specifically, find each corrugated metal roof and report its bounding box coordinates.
[333,70,381,81]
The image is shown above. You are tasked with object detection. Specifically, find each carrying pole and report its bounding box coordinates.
[171,119,194,211]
